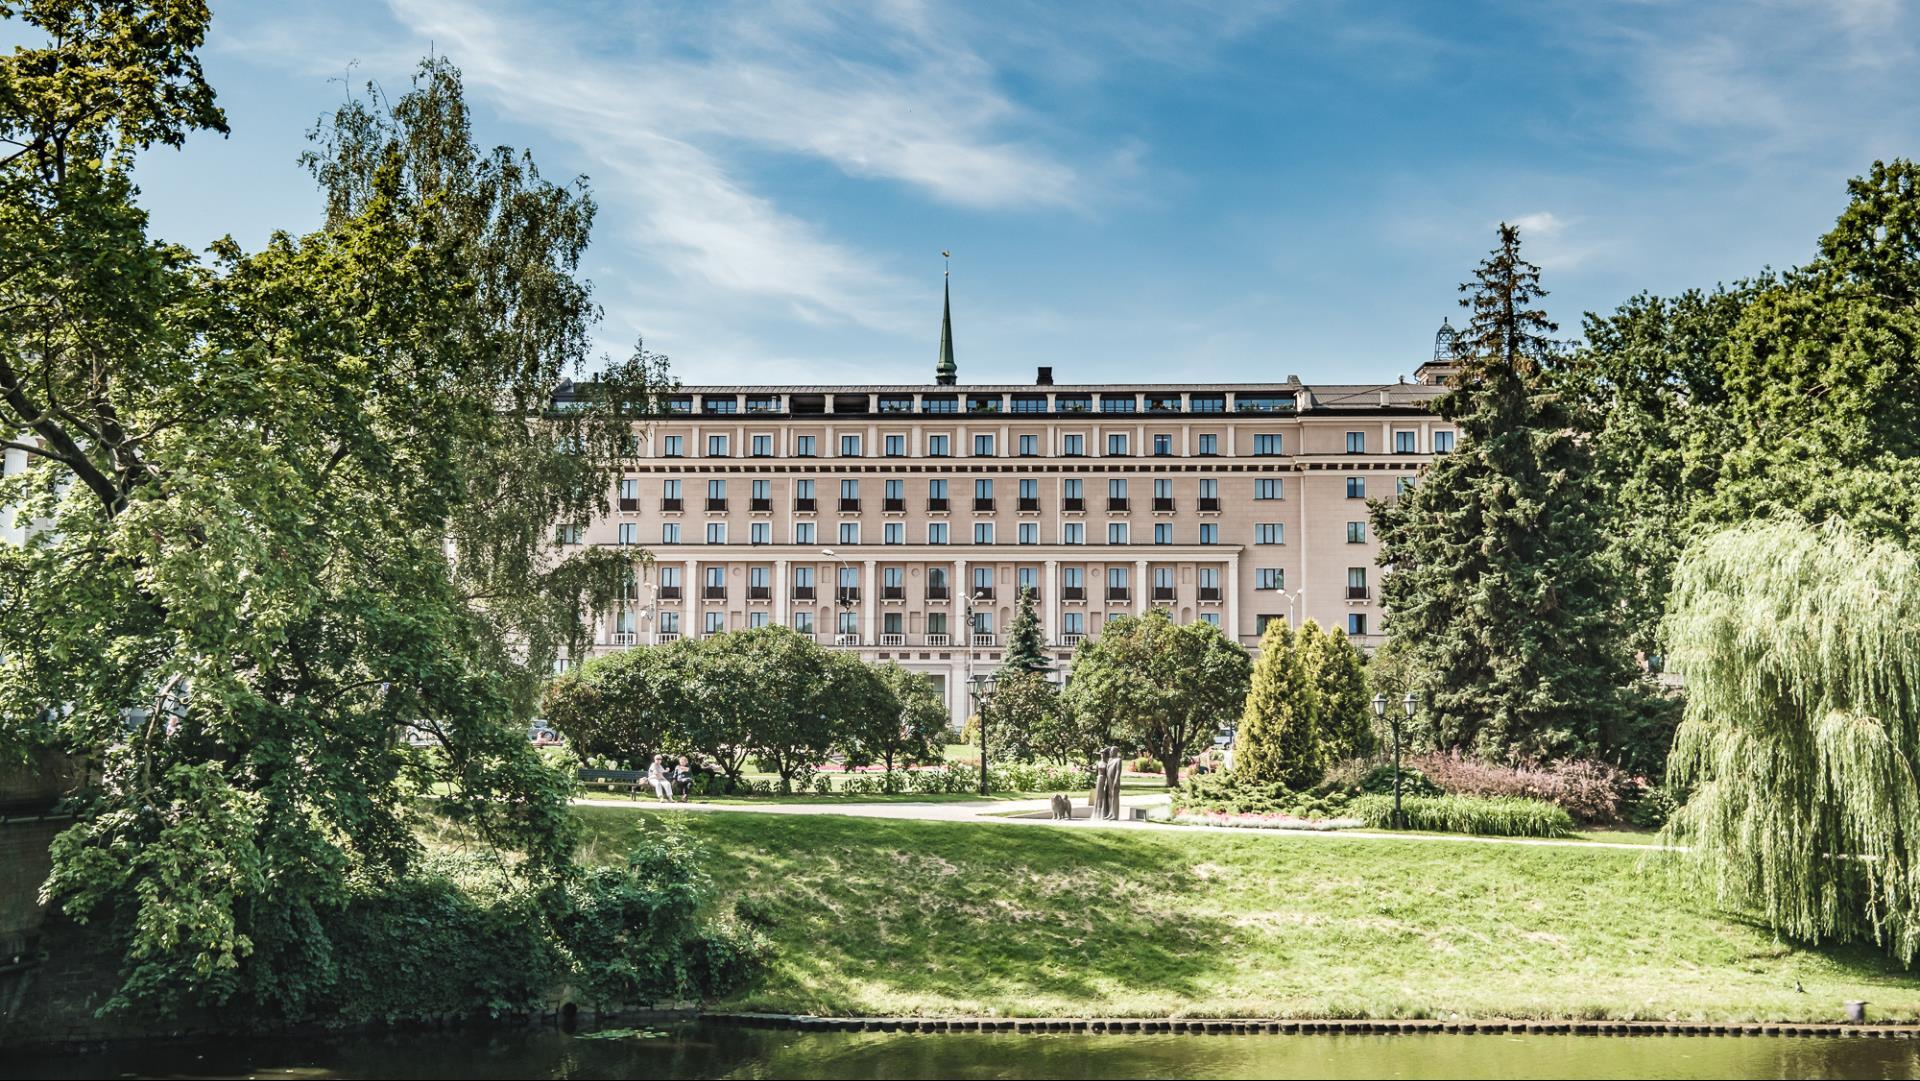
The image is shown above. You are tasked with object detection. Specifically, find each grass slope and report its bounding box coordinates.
[574,807,1920,1022]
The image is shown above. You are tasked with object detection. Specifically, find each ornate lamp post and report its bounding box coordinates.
[1374,691,1416,829]
[963,588,991,794]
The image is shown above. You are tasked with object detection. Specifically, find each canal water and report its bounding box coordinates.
[6,1022,1919,1079]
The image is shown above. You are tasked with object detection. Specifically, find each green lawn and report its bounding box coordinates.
[574,806,1920,1022]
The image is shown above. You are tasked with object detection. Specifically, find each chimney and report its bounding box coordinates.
[1036,366,1054,386]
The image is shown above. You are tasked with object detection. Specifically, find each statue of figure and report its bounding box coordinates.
[1098,745,1125,820]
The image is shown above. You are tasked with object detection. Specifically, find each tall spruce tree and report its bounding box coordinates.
[1372,224,1636,763]
[1002,587,1049,673]
[1308,624,1375,760]
[1235,620,1322,789]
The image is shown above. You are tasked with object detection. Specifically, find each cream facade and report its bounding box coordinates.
[559,373,1454,724]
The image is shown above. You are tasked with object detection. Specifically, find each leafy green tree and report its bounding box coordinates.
[1236,620,1322,789]
[847,663,947,773]
[1662,518,1920,962]
[728,626,835,793]
[980,670,1059,763]
[1001,588,1050,674]
[1063,610,1249,787]
[1307,623,1374,760]
[1372,224,1638,764]
[541,643,692,763]
[0,14,666,1017]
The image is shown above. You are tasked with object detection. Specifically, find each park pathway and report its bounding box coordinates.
[573,792,1665,852]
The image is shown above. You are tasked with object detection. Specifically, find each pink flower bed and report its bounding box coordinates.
[1173,810,1364,832]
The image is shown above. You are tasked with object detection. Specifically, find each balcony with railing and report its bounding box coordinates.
[660,497,683,512]
[883,497,906,512]
[1152,586,1177,601]
[1107,497,1130,512]
[925,633,951,646]
[927,497,950,512]
[1197,496,1221,512]
[838,497,861,512]
[1060,633,1084,648]
[926,584,950,600]
[835,633,862,647]
[1152,497,1175,512]
[882,585,906,601]
[658,584,682,600]
[971,633,998,647]
[749,497,772,512]
[792,585,816,600]
[705,497,727,511]
[703,585,727,600]
[1106,586,1130,602]
[794,497,817,512]
[748,585,771,601]
[1062,585,1086,601]
[1198,586,1222,602]
[618,497,639,512]
[879,633,906,647]
[655,632,680,643]
[972,587,995,601]
[836,587,861,604]
[1346,585,1371,601]
[1017,496,1041,512]
[1063,496,1086,512]
[611,631,638,646]
[973,497,995,512]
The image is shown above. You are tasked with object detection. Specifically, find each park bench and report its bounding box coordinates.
[577,768,645,792]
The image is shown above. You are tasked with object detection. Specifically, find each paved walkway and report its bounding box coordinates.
[574,793,1667,852]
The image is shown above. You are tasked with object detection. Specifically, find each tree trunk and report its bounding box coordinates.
[1163,757,1182,789]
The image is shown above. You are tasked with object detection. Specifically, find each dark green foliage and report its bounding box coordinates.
[1307,624,1375,759]
[1373,224,1640,763]
[1349,794,1573,837]
[980,669,1060,763]
[1062,609,1249,787]
[1001,588,1050,673]
[843,663,947,773]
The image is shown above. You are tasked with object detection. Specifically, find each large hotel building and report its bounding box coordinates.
[558,286,1459,723]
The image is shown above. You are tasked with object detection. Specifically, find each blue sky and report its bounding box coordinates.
[101,0,1920,386]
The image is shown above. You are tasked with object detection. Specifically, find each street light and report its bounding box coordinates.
[963,588,991,794]
[1374,692,1408,829]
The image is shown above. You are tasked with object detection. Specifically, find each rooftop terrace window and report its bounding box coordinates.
[664,396,695,414]
[878,395,915,413]
[1235,395,1296,413]
[1190,395,1225,413]
[968,394,1004,413]
[1055,395,1092,413]
[922,395,958,414]
[1010,395,1049,413]
[744,395,782,413]
[702,396,738,414]
[1100,395,1137,413]
[1145,395,1182,413]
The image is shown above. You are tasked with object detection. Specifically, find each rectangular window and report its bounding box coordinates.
[1396,476,1415,495]
[1153,434,1173,456]
[617,522,638,545]
[1348,567,1369,599]
[1154,522,1171,544]
[707,434,729,457]
[928,522,949,545]
[1108,522,1129,544]
[1255,478,1282,500]
[751,478,769,501]
[794,435,816,457]
[1347,521,1367,543]
[885,522,904,545]
[974,522,995,544]
[1018,522,1038,544]
[1106,433,1129,456]
[885,434,906,456]
[1253,434,1283,456]
[1063,478,1083,500]
[1346,477,1366,499]
[1063,522,1085,545]
[929,478,948,500]
[1256,567,1283,590]
[1199,523,1218,545]
[928,434,950,456]
[840,434,862,457]
[793,611,814,634]
[706,522,726,544]
[1434,430,1456,453]
[974,434,996,456]
[1101,395,1137,413]
[659,611,680,634]
[1348,613,1368,636]
[839,522,860,544]
[795,478,815,501]
[1200,612,1220,627]
[1062,434,1085,456]
[708,478,726,502]
[1394,430,1416,454]
[926,612,947,635]
[750,521,770,545]
[1019,434,1039,456]
[1064,611,1085,635]
[1346,431,1366,454]
[751,434,773,456]
[1197,433,1218,455]
[794,521,816,544]
[705,611,725,634]
[1256,523,1284,545]
[1108,478,1127,500]
[748,611,769,629]
[975,478,993,501]
[662,435,683,457]
[558,523,584,545]
[661,523,680,544]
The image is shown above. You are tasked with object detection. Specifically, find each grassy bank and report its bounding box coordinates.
[574,806,1920,1022]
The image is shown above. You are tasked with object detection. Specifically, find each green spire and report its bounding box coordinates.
[936,262,957,385]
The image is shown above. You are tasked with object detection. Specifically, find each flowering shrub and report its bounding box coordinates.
[1409,751,1632,824]
[1172,811,1363,831]
[1349,793,1574,837]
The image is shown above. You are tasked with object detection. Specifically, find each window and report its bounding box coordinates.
[839,521,860,544]
[748,611,769,629]
[1197,433,1218,455]
[1396,476,1415,496]
[1348,613,1368,636]
[1236,395,1296,413]
[1063,567,1084,590]
[1199,523,1218,545]
[662,435,683,457]
[1107,566,1129,591]
[1256,523,1284,545]
[660,610,681,634]
[926,612,947,635]
[706,522,726,544]
[928,522,950,545]
[750,521,770,545]
[975,478,993,502]
[929,478,948,501]
[883,612,903,636]
[707,434,729,457]
[1434,430,1456,453]
[707,478,726,503]
[1108,478,1128,501]
[923,397,958,414]
[660,566,681,590]
[750,478,770,502]
[1018,522,1038,544]
[1394,430,1416,454]
[928,434,951,456]
[749,566,770,591]
[1154,522,1172,544]
[1200,612,1220,627]
[795,478,815,502]
[1346,477,1366,499]
[617,522,638,545]
[1253,434,1284,456]
[840,478,860,501]
[794,521,816,544]
[1019,434,1039,456]
[1347,521,1367,544]
[1257,567,1284,590]
[1348,567,1369,599]
[974,434,996,457]
[839,610,859,635]
[974,522,995,544]
[1108,522,1129,544]
[558,523,584,545]
[1106,433,1129,456]
[703,397,737,414]
[1062,434,1085,456]
[840,434,862,457]
[706,567,727,594]
[1100,395,1137,413]
[1064,611,1085,635]
[878,395,913,413]
[1063,522,1085,545]
[1153,434,1173,456]
[1012,397,1048,414]
[661,522,681,544]
[885,434,906,456]
[663,479,682,501]
[747,395,781,414]
[1199,478,1218,501]
[885,522,904,545]
[839,566,861,593]
[1153,478,1172,500]
[751,434,773,456]
[972,566,994,595]
[1255,478,1283,500]
[1345,431,1366,454]
[1019,477,1038,502]
[793,610,814,634]
[795,435,816,457]
[1063,478,1083,501]
[705,611,725,635]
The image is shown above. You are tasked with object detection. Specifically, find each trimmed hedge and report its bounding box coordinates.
[1348,793,1574,837]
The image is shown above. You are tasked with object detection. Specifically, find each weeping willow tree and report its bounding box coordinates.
[1663,518,1920,962]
